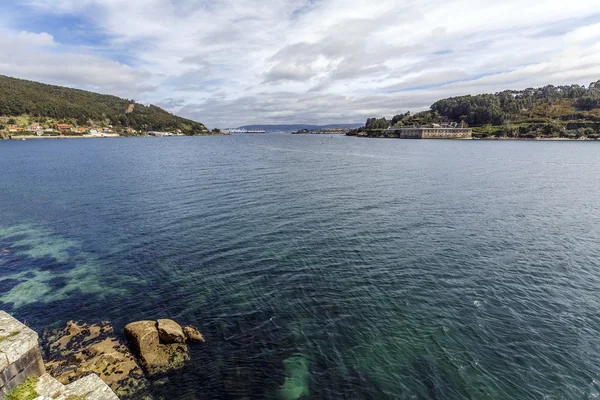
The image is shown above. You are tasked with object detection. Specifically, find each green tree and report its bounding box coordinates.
[365,117,389,129]
[582,127,595,137]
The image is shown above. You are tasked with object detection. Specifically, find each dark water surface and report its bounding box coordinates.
[1,135,600,399]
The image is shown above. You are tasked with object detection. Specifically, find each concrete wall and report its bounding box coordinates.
[0,311,46,399]
[421,128,472,139]
[399,129,422,139]
[387,127,473,139]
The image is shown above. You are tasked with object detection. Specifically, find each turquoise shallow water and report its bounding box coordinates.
[1,135,600,399]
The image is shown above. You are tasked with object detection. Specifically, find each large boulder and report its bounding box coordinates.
[123,321,159,356]
[157,319,185,344]
[42,321,149,400]
[124,321,189,376]
[183,326,205,342]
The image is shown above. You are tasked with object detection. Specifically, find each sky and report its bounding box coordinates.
[1,0,599,128]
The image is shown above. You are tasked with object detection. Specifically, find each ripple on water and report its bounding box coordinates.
[1,136,600,399]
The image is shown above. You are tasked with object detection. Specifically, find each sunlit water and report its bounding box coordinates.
[1,135,600,399]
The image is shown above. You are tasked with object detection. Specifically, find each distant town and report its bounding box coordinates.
[0,121,198,139]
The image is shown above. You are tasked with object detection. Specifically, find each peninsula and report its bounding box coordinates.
[350,80,600,140]
[0,75,214,139]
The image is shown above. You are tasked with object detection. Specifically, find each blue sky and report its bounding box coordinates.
[1,0,599,128]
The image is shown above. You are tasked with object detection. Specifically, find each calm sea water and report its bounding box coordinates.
[1,135,600,399]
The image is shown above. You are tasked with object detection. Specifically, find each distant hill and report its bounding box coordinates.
[237,123,363,131]
[429,81,600,126]
[356,80,600,139]
[0,75,208,134]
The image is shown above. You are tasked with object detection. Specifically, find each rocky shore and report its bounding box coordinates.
[123,319,203,377]
[39,318,205,399]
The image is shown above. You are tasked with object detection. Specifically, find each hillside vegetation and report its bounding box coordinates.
[0,75,208,135]
[354,80,600,139]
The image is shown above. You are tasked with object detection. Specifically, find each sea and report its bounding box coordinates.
[1,134,599,399]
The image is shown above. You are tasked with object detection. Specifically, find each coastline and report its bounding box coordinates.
[7,135,121,140]
[474,136,599,141]
[4,132,598,141]
[2,133,227,140]
[347,135,599,141]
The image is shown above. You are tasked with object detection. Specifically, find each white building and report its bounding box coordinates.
[385,125,472,139]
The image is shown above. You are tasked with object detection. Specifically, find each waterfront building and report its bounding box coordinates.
[386,124,472,139]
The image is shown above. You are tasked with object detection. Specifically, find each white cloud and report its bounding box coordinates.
[0,30,56,48]
[0,27,152,96]
[3,0,600,127]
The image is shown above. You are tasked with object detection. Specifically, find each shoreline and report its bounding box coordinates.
[4,133,599,142]
[347,135,599,141]
[3,133,226,140]
[8,135,121,140]
[474,136,599,141]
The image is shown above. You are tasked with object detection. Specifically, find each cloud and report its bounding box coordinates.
[0,28,152,96]
[1,0,599,127]
[0,30,56,48]
[264,63,315,83]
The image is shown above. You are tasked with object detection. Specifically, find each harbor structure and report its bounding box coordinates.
[386,124,472,139]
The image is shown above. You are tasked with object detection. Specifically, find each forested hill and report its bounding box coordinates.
[357,80,600,139]
[0,75,207,134]
[430,80,600,126]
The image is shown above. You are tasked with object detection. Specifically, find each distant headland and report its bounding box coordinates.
[349,80,600,140]
[0,75,222,140]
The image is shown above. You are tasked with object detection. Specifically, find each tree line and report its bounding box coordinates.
[430,80,600,127]
[353,80,600,138]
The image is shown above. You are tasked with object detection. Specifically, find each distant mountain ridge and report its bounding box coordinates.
[0,75,208,135]
[237,123,363,131]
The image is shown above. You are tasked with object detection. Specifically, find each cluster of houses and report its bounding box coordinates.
[3,123,135,136]
[2,122,189,138]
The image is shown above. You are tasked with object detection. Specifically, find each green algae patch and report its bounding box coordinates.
[0,331,20,343]
[6,376,39,400]
[280,356,309,400]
